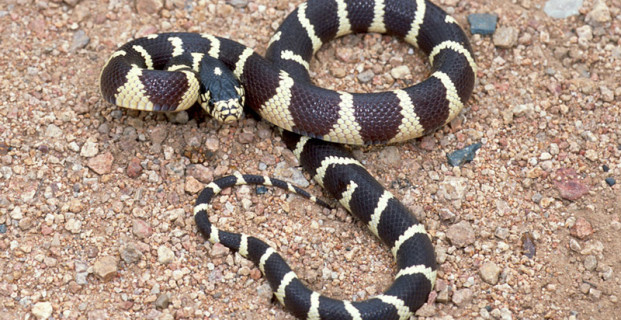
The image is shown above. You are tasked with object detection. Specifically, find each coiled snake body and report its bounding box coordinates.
[100,0,476,318]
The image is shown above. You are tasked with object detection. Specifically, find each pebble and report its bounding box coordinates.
[227,0,248,8]
[10,206,23,220]
[93,256,118,281]
[87,152,114,175]
[438,177,469,201]
[493,26,519,48]
[390,65,410,79]
[0,224,6,234]
[446,221,475,248]
[452,288,474,307]
[155,293,171,309]
[80,140,99,157]
[157,245,175,264]
[210,243,230,258]
[357,69,375,83]
[570,217,593,239]
[64,218,82,234]
[187,164,214,183]
[583,255,597,271]
[132,219,152,239]
[32,301,53,319]
[70,29,90,51]
[479,261,501,285]
[543,0,582,18]
[184,176,203,194]
[120,243,143,264]
[379,146,401,166]
[467,13,498,35]
[585,0,611,26]
[135,0,163,14]
[126,157,143,178]
[605,177,615,186]
[447,142,481,166]
[553,168,589,201]
[45,124,63,138]
[521,232,537,258]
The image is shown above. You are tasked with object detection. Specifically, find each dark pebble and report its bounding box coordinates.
[447,142,482,167]
[605,178,616,186]
[0,224,6,233]
[467,13,498,35]
[256,185,268,195]
[602,164,609,172]
[38,144,49,153]
[521,232,536,259]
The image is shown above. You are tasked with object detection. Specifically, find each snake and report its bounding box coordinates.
[100,0,476,319]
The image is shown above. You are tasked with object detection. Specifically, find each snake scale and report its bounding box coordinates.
[100,0,476,318]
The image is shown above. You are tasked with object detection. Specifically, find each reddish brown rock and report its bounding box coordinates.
[570,217,594,239]
[553,168,589,200]
[126,157,143,178]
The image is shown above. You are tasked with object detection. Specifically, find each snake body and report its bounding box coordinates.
[100,0,476,318]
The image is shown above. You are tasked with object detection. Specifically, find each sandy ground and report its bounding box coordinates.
[0,0,620,319]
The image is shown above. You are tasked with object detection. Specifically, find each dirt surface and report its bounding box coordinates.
[0,0,620,319]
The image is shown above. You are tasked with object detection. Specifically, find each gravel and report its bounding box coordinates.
[1,0,619,319]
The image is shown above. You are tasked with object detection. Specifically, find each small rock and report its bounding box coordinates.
[479,262,501,285]
[120,243,143,264]
[570,217,593,239]
[45,124,63,138]
[227,0,248,8]
[187,164,214,183]
[93,256,118,281]
[87,152,114,175]
[70,30,90,51]
[583,255,597,271]
[605,177,616,186]
[493,26,518,48]
[32,301,53,319]
[446,221,475,248]
[126,157,143,178]
[447,143,481,166]
[63,0,81,7]
[155,293,171,309]
[553,168,589,200]
[521,232,536,258]
[157,246,175,264]
[379,146,401,166]
[330,66,347,78]
[415,303,436,317]
[64,218,82,234]
[210,243,230,258]
[390,65,410,79]
[585,0,611,26]
[543,0,582,18]
[132,219,152,239]
[438,177,469,201]
[452,288,473,307]
[184,176,203,194]
[80,140,99,157]
[10,206,23,220]
[467,13,498,35]
[357,69,374,83]
[135,0,163,14]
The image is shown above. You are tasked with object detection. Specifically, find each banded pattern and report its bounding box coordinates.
[99,0,477,318]
[194,131,436,319]
[100,0,476,145]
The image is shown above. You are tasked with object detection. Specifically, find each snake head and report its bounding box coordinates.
[198,58,245,124]
[202,85,245,123]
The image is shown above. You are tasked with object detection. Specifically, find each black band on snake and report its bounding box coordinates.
[100,0,476,318]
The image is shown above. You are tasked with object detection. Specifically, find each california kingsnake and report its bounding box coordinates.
[100,0,476,319]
